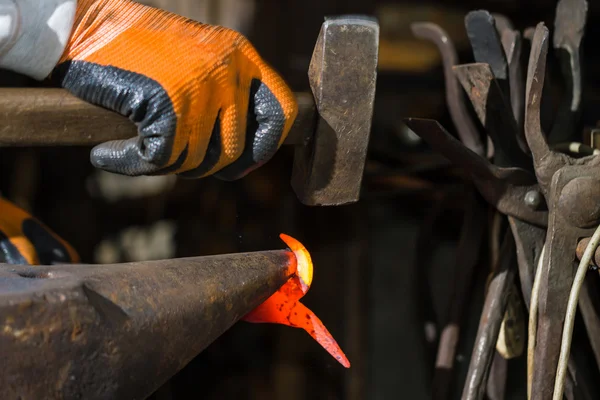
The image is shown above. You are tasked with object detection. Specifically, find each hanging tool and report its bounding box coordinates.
[403,118,546,227]
[409,14,537,399]
[492,13,524,133]
[433,190,486,400]
[407,1,598,398]
[409,14,524,400]
[549,0,588,144]
[524,22,600,400]
[464,11,511,103]
[461,229,517,400]
[410,22,484,157]
[0,16,379,207]
[410,186,485,400]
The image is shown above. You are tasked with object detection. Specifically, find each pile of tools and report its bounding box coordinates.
[406,0,600,398]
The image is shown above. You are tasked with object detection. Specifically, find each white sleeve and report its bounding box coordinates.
[0,0,77,80]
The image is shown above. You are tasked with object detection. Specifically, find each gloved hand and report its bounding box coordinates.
[0,197,79,265]
[0,0,297,179]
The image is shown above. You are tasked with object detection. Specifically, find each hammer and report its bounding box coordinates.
[0,16,379,206]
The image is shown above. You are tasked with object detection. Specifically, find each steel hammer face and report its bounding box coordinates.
[291,16,379,206]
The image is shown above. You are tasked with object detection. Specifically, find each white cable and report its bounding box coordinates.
[527,244,545,400]
[552,225,600,400]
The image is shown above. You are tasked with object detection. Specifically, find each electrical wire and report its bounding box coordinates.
[552,224,600,400]
[527,244,546,400]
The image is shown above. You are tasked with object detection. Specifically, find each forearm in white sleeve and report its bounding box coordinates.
[0,0,76,80]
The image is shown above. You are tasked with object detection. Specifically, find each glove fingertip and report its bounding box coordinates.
[90,138,141,175]
[90,140,126,169]
[90,148,108,169]
[91,137,179,177]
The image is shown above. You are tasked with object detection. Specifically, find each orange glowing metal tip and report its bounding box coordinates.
[280,233,313,292]
[242,234,350,368]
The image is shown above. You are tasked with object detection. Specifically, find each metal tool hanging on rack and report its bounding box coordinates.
[406,0,599,398]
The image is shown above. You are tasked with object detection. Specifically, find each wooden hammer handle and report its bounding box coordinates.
[0,88,315,146]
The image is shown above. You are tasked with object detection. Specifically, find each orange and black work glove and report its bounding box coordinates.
[0,197,79,265]
[49,0,297,179]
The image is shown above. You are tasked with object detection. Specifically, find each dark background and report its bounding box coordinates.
[2,0,600,398]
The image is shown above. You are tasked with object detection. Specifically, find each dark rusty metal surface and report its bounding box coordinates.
[577,277,600,372]
[403,118,547,227]
[508,217,545,309]
[575,249,600,374]
[549,0,588,144]
[491,13,513,36]
[466,11,527,153]
[503,30,525,139]
[407,2,596,397]
[432,189,485,400]
[292,15,379,206]
[465,11,509,88]
[414,193,447,374]
[453,63,529,170]
[524,23,600,399]
[488,12,525,151]
[463,10,512,162]
[0,250,295,400]
[575,235,600,375]
[0,89,316,147]
[529,131,598,400]
[486,352,507,400]
[577,237,600,267]
[524,24,572,193]
[410,22,484,157]
[461,229,516,400]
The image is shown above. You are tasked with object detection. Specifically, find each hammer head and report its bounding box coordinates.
[292,16,379,206]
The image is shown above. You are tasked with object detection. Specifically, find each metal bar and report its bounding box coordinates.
[508,216,545,310]
[0,88,316,146]
[410,22,484,157]
[461,229,516,400]
[0,249,295,399]
[452,63,529,170]
[574,238,600,373]
[486,352,507,400]
[577,278,600,372]
[432,188,485,400]
[403,118,547,227]
[414,193,447,381]
[549,0,588,144]
[465,11,509,89]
